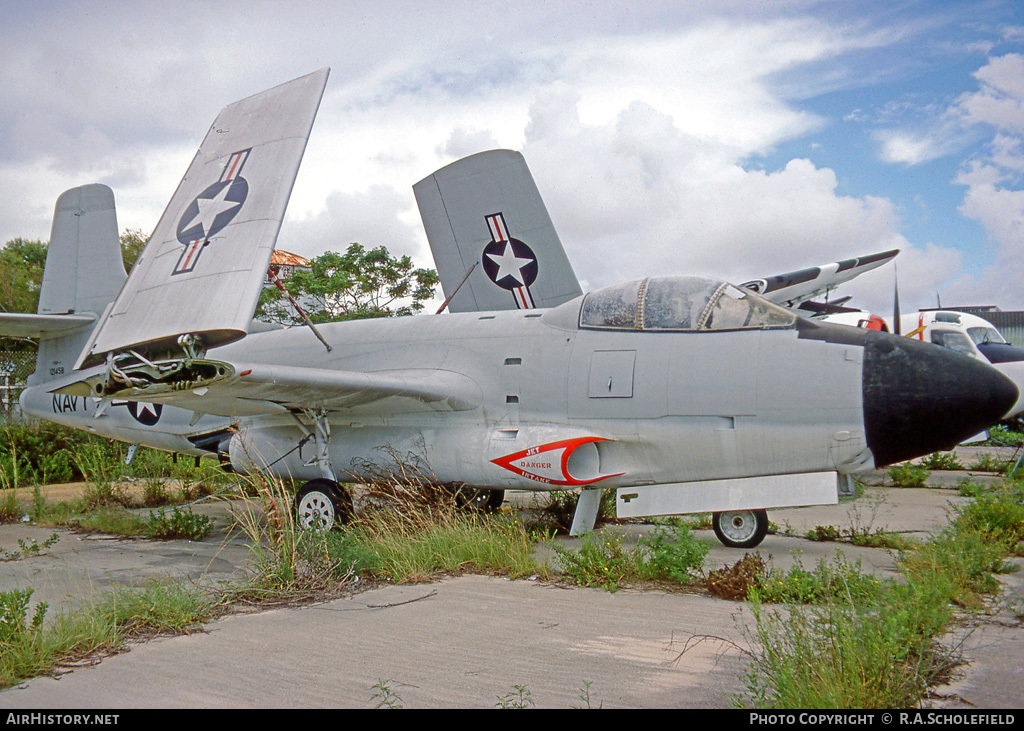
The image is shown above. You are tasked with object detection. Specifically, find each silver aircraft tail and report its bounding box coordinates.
[0,184,127,386]
[413,149,582,313]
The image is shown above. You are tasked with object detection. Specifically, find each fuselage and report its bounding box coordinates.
[215,300,867,489]
[23,278,1018,494]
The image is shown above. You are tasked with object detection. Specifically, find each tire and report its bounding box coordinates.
[486,489,505,510]
[454,487,505,511]
[295,479,352,531]
[712,509,769,548]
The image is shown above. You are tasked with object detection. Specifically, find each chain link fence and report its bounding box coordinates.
[0,350,36,422]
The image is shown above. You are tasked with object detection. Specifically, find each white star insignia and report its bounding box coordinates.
[134,403,160,420]
[182,184,242,238]
[486,242,533,285]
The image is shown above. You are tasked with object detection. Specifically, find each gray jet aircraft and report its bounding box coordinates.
[14,69,1019,548]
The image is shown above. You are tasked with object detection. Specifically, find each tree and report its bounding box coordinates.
[0,238,46,356]
[0,238,46,316]
[120,228,149,273]
[257,243,439,325]
[0,229,147,352]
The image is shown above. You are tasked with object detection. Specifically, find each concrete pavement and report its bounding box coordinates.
[0,476,1021,708]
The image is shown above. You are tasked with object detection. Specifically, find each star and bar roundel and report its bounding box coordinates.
[482,212,539,309]
[173,148,252,275]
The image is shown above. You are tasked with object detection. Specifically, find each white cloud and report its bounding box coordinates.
[518,88,914,296]
[875,131,944,165]
[0,2,1013,316]
[943,54,1024,309]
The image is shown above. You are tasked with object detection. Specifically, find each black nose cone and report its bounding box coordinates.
[863,331,1019,467]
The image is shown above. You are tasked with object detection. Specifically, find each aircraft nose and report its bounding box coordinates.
[862,331,1019,467]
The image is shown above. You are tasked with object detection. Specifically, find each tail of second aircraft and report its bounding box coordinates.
[0,183,127,386]
[414,149,582,313]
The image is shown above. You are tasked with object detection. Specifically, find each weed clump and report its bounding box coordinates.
[552,524,709,592]
[741,578,957,709]
[144,507,214,541]
[706,553,768,600]
[917,452,963,471]
[887,462,931,487]
[741,479,1024,708]
[0,588,49,687]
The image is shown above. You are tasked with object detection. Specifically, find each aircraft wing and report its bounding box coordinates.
[56,361,482,418]
[740,249,899,310]
[414,149,582,313]
[75,69,330,369]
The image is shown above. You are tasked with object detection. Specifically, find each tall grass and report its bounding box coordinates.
[740,482,1024,708]
[330,510,544,583]
[0,582,218,689]
[741,577,957,709]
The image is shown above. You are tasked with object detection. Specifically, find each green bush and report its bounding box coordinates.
[918,452,963,471]
[985,424,1023,447]
[553,531,650,592]
[969,453,1009,474]
[145,507,214,541]
[887,462,931,487]
[552,525,709,592]
[742,576,955,709]
[950,488,1024,553]
[806,525,841,542]
[899,529,1008,606]
[0,588,51,688]
[751,555,885,605]
[640,523,709,583]
[0,423,94,487]
[0,588,47,644]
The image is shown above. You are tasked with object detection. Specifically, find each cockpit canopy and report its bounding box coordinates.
[579,276,797,332]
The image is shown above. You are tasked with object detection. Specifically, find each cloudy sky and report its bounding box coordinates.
[2,0,1023,315]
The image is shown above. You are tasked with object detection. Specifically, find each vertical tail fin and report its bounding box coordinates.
[10,184,127,385]
[38,183,127,317]
[414,149,582,313]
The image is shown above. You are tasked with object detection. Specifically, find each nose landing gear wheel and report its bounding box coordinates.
[712,509,769,548]
[295,479,352,531]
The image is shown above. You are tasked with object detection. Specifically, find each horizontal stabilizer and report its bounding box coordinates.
[742,249,899,310]
[76,68,330,369]
[414,149,582,312]
[0,312,97,339]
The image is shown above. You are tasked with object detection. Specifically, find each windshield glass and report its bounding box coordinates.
[579,280,640,329]
[703,284,797,331]
[642,277,721,330]
[580,276,796,332]
[967,326,1007,345]
[932,330,977,357]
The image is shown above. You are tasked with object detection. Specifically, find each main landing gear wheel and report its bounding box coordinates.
[712,509,769,548]
[295,479,352,531]
[454,487,506,511]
